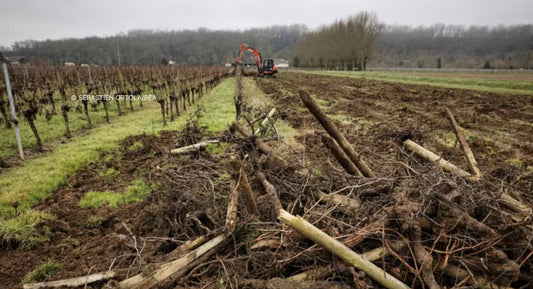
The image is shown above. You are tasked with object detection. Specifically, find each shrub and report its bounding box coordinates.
[22,262,61,284]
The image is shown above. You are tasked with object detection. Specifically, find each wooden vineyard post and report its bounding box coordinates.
[1,53,24,159]
[254,108,277,135]
[321,134,362,176]
[299,90,373,177]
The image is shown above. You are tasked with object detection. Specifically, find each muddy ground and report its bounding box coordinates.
[1,72,532,288]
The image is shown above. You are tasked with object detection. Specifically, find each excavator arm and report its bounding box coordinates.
[237,43,263,70]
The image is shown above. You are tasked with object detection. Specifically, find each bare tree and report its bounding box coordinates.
[294,12,383,71]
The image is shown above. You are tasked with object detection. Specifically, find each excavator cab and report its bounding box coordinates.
[260,59,278,76]
[262,59,274,71]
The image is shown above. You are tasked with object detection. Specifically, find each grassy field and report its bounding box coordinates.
[301,70,533,95]
[0,78,237,247]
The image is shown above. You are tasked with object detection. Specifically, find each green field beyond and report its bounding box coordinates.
[302,70,533,95]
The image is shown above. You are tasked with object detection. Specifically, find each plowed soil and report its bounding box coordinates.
[255,72,533,187]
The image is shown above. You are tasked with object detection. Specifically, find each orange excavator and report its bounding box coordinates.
[236,42,278,76]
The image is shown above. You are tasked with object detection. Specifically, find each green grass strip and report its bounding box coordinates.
[0,78,236,210]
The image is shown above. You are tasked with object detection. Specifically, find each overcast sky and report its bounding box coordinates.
[1,0,532,47]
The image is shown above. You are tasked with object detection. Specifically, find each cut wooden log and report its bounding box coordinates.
[115,233,228,289]
[445,107,481,179]
[403,139,472,178]
[299,90,374,177]
[316,190,360,216]
[170,140,219,154]
[254,108,277,135]
[279,209,410,289]
[229,155,258,215]
[321,134,362,176]
[499,193,532,215]
[23,271,116,289]
[226,177,240,232]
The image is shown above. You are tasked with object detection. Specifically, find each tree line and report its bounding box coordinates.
[4,25,307,66]
[2,18,532,69]
[376,24,533,69]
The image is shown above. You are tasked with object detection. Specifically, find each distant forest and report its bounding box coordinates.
[3,23,532,69]
[377,24,533,69]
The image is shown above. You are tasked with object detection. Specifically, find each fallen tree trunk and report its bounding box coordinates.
[445,107,481,179]
[321,135,362,176]
[170,140,219,154]
[23,272,116,289]
[279,209,410,289]
[299,90,374,177]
